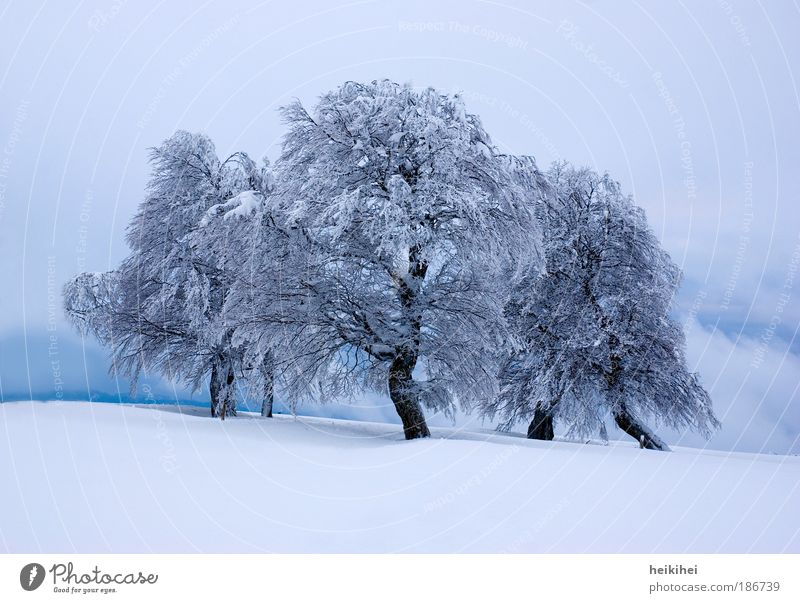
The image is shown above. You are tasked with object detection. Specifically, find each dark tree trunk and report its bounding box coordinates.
[261,356,274,418]
[210,355,236,420]
[388,353,430,440]
[527,402,554,440]
[613,407,670,451]
[385,243,430,440]
[222,365,236,420]
[210,363,219,418]
[605,350,669,451]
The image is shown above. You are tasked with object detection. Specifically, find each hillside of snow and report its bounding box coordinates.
[1,401,797,553]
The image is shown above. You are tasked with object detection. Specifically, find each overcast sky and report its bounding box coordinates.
[0,0,798,453]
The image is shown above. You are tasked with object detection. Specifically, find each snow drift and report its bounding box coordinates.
[1,401,797,553]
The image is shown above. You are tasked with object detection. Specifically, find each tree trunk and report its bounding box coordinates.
[210,355,236,420]
[527,402,554,440]
[209,363,219,418]
[220,363,236,420]
[388,353,430,440]
[613,407,670,451]
[261,356,274,418]
[385,244,430,440]
[605,350,669,451]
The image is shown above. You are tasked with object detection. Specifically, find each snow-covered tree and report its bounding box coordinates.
[485,161,719,450]
[62,270,120,345]
[201,187,289,420]
[271,80,541,439]
[192,148,277,417]
[64,131,271,418]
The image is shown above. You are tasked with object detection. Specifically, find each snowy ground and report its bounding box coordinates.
[1,401,798,553]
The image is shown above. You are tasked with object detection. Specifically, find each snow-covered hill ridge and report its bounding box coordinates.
[1,401,797,553]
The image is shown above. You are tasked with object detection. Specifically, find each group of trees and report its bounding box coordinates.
[64,80,719,448]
